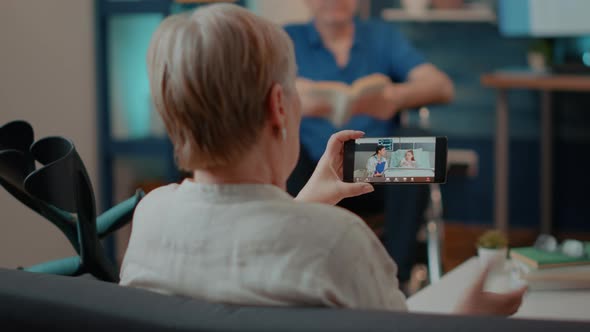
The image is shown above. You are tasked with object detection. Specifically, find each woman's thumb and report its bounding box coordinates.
[340,182,374,199]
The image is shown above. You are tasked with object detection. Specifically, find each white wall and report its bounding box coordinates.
[529,0,590,36]
[0,0,96,267]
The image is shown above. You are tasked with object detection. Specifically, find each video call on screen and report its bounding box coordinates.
[353,137,436,183]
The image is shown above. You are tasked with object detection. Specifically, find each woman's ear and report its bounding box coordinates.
[266,83,287,136]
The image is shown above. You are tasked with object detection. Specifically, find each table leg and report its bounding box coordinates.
[540,91,552,234]
[495,90,509,233]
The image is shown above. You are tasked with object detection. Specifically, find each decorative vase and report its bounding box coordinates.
[528,52,547,72]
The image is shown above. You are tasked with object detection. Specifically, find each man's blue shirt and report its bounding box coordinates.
[285,20,426,161]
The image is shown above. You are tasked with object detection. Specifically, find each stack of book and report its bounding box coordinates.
[509,242,590,290]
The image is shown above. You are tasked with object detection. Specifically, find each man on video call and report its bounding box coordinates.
[285,0,454,290]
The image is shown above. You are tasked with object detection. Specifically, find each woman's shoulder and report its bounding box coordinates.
[133,183,180,212]
[285,201,367,229]
[270,201,376,256]
[141,183,179,200]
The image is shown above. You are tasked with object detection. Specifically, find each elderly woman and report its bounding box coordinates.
[120,4,525,314]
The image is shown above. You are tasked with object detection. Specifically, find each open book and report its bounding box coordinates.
[298,73,392,127]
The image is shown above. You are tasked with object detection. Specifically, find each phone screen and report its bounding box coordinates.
[343,136,447,184]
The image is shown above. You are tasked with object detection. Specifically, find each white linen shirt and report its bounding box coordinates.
[120,180,407,311]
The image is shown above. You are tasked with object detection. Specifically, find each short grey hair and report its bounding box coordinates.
[147,4,297,170]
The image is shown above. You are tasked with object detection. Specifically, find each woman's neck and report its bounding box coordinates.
[193,171,270,186]
[193,146,283,189]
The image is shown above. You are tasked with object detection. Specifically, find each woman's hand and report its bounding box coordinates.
[455,261,527,316]
[295,130,374,205]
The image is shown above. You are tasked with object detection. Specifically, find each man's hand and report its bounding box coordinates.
[350,84,400,120]
[296,78,333,117]
[351,64,454,120]
[296,130,374,205]
[455,261,527,316]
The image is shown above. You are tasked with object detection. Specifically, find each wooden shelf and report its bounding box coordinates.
[382,7,496,23]
[481,70,590,92]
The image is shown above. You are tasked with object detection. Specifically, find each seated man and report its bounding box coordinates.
[285,0,454,285]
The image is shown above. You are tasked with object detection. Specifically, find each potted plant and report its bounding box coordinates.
[477,230,508,268]
[528,39,553,72]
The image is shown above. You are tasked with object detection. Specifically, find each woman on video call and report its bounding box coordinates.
[367,145,388,177]
[120,3,525,315]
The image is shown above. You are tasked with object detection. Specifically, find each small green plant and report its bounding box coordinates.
[477,230,508,249]
[529,38,554,65]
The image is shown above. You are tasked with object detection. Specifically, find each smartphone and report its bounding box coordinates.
[343,136,448,184]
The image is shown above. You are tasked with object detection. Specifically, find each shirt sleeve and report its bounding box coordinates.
[386,24,427,82]
[317,221,408,311]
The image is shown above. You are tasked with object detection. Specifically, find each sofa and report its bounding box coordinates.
[1,268,587,332]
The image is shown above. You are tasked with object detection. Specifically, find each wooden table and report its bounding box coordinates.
[481,71,590,233]
[408,258,590,322]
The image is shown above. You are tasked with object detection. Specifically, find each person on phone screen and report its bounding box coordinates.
[399,150,417,168]
[367,145,388,176]
[285,0,454,289]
